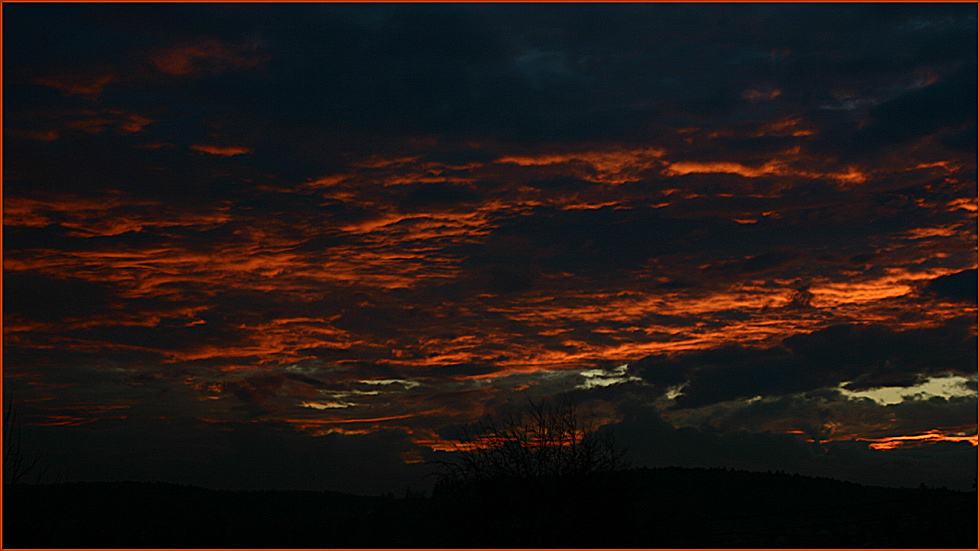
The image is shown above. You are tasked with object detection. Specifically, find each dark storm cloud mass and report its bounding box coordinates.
[927,268,978,301]
[3,4,976,493]
[629,318,977,409]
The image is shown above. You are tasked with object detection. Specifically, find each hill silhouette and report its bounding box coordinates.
[4,467,976,548]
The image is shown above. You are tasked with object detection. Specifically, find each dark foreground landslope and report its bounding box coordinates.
[4,467,976,548]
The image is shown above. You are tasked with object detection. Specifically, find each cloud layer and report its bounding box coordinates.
[3,3,976,493]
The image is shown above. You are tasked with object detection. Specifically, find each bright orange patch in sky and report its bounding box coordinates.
[860,428,978,450]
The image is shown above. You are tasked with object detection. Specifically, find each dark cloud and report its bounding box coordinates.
[846,65,977,157]
[429,363,500,379]
[3,274,113,322]
[5,3,975,147]
[398,182,480,211]
[630,320,977,409]
[617,407,978,490]
[784,320,976,389]
[221,374,321,417]
[741,250,800,274]
[926,269,978,301]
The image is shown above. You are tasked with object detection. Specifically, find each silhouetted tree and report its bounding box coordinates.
[431,396,628,485]
[4,398,49,486]
[428,397,632,546]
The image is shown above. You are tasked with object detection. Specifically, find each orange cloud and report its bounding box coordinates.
[741,87,782,102]
[152,40,269,76]
[946,197,978,212]
[859,427,978,450]
[5,141,974,443]
[6,129,60,141]
[191,144,252,157]
[808,268,965,308]
[666,161,772,179]
[35,72,118,98]
[31,415,100,427]
[664,159,867,185]
[496,147,666,184]
[2,194,231,237]
[64,110,155,135]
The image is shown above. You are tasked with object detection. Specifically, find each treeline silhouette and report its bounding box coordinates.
[4,467,976,548]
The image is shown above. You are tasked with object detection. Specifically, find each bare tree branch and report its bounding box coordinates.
[430,396,629,488]
[4,398,48,486]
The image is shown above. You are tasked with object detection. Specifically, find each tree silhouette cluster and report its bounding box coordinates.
[431,397,628,486]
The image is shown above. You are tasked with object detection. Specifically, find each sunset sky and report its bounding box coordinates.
[3,3,976,494]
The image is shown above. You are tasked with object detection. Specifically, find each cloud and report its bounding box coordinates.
[64,110,155,135]
[218,373,329,417]
[785,320,976,389]
[609,404,977,490]
[741,250,800,274]
[629,320,977,409]
[34,72,118,98]
[846,65,977,156]
[152,40,270,76]
[398,181,480,211]
[5,110,156,140]
[2,3,975,494]
[191,144,253,157]
[926,269,977,301]
[3,274,114,323]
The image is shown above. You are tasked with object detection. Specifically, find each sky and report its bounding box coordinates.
[2,3,977,495]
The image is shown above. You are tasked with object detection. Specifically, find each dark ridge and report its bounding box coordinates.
[4,467,976,548]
